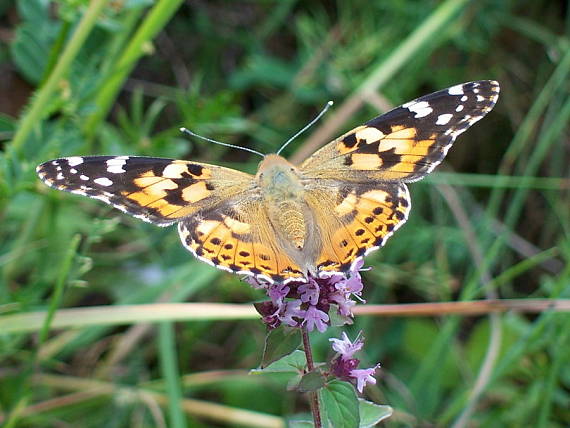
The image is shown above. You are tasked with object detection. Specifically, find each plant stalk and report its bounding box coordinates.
[301,326,322,428]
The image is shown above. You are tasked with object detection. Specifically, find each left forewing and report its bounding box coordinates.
[36,156,254,226]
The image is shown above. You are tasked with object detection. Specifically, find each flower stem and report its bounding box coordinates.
[301,326,322,428]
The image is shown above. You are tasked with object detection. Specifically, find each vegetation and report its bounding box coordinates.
[0,0,568,426]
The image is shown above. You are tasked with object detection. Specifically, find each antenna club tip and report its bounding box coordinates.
[327,100,334,106]
[179,127,187,132]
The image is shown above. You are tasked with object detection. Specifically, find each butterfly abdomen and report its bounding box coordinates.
[273,201,306,249]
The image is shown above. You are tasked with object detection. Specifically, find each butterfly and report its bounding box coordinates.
[37,80,500,284]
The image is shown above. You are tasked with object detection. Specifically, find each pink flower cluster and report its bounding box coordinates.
[330,332,379,393]
[252,259,365,332]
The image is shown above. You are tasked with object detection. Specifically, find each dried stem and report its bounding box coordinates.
[1,299,568,334]
[301,326,322,428]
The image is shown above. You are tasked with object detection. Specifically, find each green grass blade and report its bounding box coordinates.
[37,234,81,344]
[82,0,184,138]
[158,321,188,428]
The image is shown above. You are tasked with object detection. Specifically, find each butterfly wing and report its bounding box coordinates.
[178,197,305,283]
[36,156,254,226]
[37,155,306,282]
[299,80,499,274]
[300,80,500,182]
[302,180,410,274]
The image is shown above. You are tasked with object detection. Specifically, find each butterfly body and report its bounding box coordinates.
[257,154,307,249]
[257,154,332,276]
[37,80,500,283]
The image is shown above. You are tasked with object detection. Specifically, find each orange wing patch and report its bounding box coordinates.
[337,123,439,178]
[123,161,215,219]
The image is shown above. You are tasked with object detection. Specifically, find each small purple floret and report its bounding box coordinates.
[303,305,329,333]
[298,280,319,305]
[268,282,290,305]
[280,300,304,327]
[329,332,364,359]
[351,366,379,393]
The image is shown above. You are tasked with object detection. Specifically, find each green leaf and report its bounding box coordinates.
[358,399,392,427]
[260,326,302,368]
[18,0,50,22]
[321,380,359,428]
[251,349,306,374]
[286,373,303,391]
[298,370,326,392]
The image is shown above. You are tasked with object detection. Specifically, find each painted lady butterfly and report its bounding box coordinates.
[37,80,500,283]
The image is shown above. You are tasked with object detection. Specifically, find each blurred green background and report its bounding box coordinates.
[0,0,569,426]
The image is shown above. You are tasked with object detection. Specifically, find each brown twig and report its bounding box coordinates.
[353,299,569,316]
[2,299,568,334]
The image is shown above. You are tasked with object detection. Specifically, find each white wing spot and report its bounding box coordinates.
[448,84,464,95]
[461,95,468,102]
[80,175,89,181]
[70,168,78,174]
[106,156,129,174]
[94,177,113,186]
[436,113,453,125]
[408,101,433,118]
[476,95,485,102]
[456,105,464,112]
[56,173,64,180]
[67,157,84,167]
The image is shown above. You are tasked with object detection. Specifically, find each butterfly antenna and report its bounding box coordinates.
[276,100,334,155]
[179,127,265,158]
